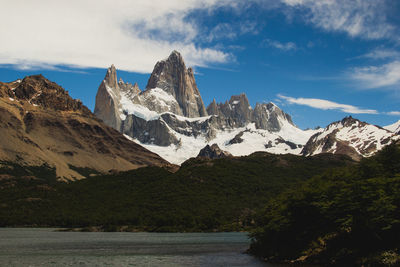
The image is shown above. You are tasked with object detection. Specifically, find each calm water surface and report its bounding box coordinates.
[0,228,282,267]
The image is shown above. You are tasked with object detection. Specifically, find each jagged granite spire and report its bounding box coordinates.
[207,98,219,115]
[145,50,207,118]
[206,93,294,131]
[94,65,143,131]
[253,102,294,131]
[94,65,122,130]
[105,64,118,89]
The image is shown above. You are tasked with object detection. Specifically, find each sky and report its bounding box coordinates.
[1,0,400,129]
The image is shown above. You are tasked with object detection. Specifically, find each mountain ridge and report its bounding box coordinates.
[302,116,398,160]
[0,75,173,180]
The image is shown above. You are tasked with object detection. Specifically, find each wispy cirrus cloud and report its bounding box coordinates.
[205,21,261,42]
[387,111,400,116]
[264,39,297,51]
[280,0,398,41]
[355,48,400,60]
[350,61,400,89]
[206,23,238,42]
[277,94,378,114]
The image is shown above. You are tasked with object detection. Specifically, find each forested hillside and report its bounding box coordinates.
[250,142,400,266]
[0,152,352,232]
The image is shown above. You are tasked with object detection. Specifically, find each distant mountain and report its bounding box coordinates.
[302,116,399,160]
[385,119,400,134]
[0,75,171,180]
[94,51,318,164]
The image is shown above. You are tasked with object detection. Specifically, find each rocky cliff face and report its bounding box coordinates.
[146,50,207,117]
[302,116,398,160]
[253,102,294,131]
[94,65,122,130]
[207,93,294,132]
[216,94,253,127]
[0,75,171,180]
[7,75,91,114]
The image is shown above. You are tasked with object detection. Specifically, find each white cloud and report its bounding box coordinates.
[264,39,297,51]
[277,94,378,114]
[360,49,400,60]
[0,0,236,73]
[352,48,400,61]
[205,21,261,42]
[206,23,238,42]
[281,0,397,40]
[2,0,397,73]
[351,61,400,89]
[387,111,400,116]
[239,21,260,35]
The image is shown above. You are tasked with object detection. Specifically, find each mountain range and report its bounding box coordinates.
[94,51,400,163]
[0,50,398,179]
[0,75,171,180]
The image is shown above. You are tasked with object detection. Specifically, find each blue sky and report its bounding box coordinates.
[1,0,400,129]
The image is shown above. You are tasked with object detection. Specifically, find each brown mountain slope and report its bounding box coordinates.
[0,75,172,181]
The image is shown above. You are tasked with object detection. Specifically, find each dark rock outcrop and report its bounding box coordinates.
[121,114,179,146]
[12,75,91,114]
[228,131,244,145]
[197,144,232,159]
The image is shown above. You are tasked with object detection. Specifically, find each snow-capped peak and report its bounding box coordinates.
[385,120,400,134]
[302,116,397,160]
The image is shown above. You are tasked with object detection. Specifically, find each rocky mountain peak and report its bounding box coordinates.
[253,102,294,131]
[119,80,141,96]
[94,66,122,130]
[145,50,207,118]
[340,116,363,127]
[13,74,46,100]
[146,50,186,93]
[229,93,250,107]
[132,82,141,94]
[384,120,400,134]
[0,75,171,180]
[226,93,252,124]
[9,75,90,114]
[207,98,219,115]
[168,50,184,62]
[301,116,397,160]
[105,64,118,89]
[197,143,232,159]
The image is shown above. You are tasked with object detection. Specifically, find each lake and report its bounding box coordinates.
[0,228,280,266]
